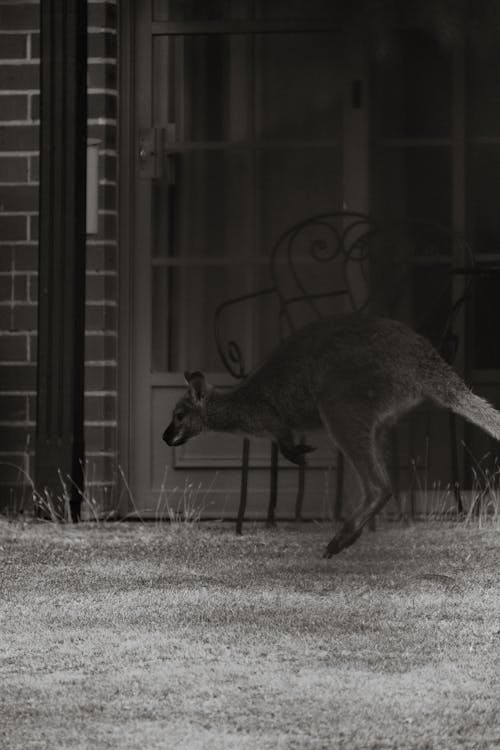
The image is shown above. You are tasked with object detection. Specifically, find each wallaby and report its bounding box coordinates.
[163,313,500,557]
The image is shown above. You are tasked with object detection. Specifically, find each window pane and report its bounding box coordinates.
[252,256,352,362]
[412,264,452,347]
[467,146,500,254]
[471,270,500,369]
[467,42,500,137]
[374,29,452,138]
[257,33,343,141]
[373,147,451,225]
[152,266,255,372]
[151,150,254,261]
[153,35,251,142]
[259,148,343,250]
[371,226,454,343]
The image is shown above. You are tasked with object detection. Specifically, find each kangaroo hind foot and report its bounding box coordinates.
[323,520,364,558]
[318,402,393,557]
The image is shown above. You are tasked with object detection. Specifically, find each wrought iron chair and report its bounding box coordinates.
[215,213,477,532]
[214,211,378,533]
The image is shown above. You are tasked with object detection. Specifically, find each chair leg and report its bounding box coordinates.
[449,411,463,515]
[295,463,305,521]
[391,432,402,521]
[334,450,344,522]
[295,433,306,520]
[267,441,279,527]
[236,437,250,535]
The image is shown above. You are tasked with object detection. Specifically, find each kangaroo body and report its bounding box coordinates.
[163,313,500,556]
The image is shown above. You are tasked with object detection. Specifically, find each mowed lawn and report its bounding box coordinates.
[0,519,499,750]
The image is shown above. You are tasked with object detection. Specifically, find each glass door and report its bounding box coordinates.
[131,1,367,516]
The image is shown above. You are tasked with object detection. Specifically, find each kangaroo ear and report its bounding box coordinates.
[185,371,207,403]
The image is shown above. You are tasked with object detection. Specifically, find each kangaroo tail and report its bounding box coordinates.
[453,391,500,442]
[432,377,500,442]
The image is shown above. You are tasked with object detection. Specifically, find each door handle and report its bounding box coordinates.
[138,128,159,179]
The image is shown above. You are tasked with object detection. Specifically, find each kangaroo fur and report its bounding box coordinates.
[163,313,500,557]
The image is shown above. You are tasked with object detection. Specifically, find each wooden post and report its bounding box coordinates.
[35,0,87,521]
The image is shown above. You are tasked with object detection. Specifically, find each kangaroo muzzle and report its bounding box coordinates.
[163,424,187,446]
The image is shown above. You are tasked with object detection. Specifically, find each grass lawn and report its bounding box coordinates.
[0,518,499,749]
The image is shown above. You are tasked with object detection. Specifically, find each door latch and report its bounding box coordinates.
[138,128,159,179]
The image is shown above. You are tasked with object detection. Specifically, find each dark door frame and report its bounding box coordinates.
[117,0,135,513]
[36,0,88,520]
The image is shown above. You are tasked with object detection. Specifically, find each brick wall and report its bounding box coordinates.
[0,0,119,515]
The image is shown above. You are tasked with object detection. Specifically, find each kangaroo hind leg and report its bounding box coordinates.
[318,403,393,557]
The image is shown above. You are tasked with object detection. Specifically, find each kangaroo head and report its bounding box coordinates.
[163,371,209,447]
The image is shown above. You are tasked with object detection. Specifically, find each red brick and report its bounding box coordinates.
[0,304,38,332]
[85,393,117,421]
[0,215,26,241]
[0,35,28,60]
[0,64,39,90]
[27,393,35,420]
[30,93,39,120]
[100,153,116,182]
[13,244,37,271]
[97,212,117,240]
[85,244,116,272]
[86,273,117,302]
[98,183,116,210]
[0,247,12,272]
[84,303,117,330]
[13,304,37,331]
[28,332,36,361]
[88,62,117,91]
[0,363,36,391]
[84,363,117,391]
[85,332,117,361]
[29,213,38,240]
[29,154,38,181]
[84,424,117,452]
[87,3,117,30]
[28,274,37,302]
[0,94,28,121]
[0,425,34,451]
[0,5,40,31]
[15,274,28,301]
[0,185,38,211]
[0,155,29,182]
[0,394,27,420]
[0,124,38,150]
[0,333,27,361]
[0,276,12,299]
[88,92,117,119]
[30,33,40,60]
[88,31,117,59]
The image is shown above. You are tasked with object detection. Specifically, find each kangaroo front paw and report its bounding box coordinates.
[280,442,316,466]
[323,523,363,558]
[296,442,316,455]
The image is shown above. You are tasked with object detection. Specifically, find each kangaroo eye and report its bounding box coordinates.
[175,411,185,422]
